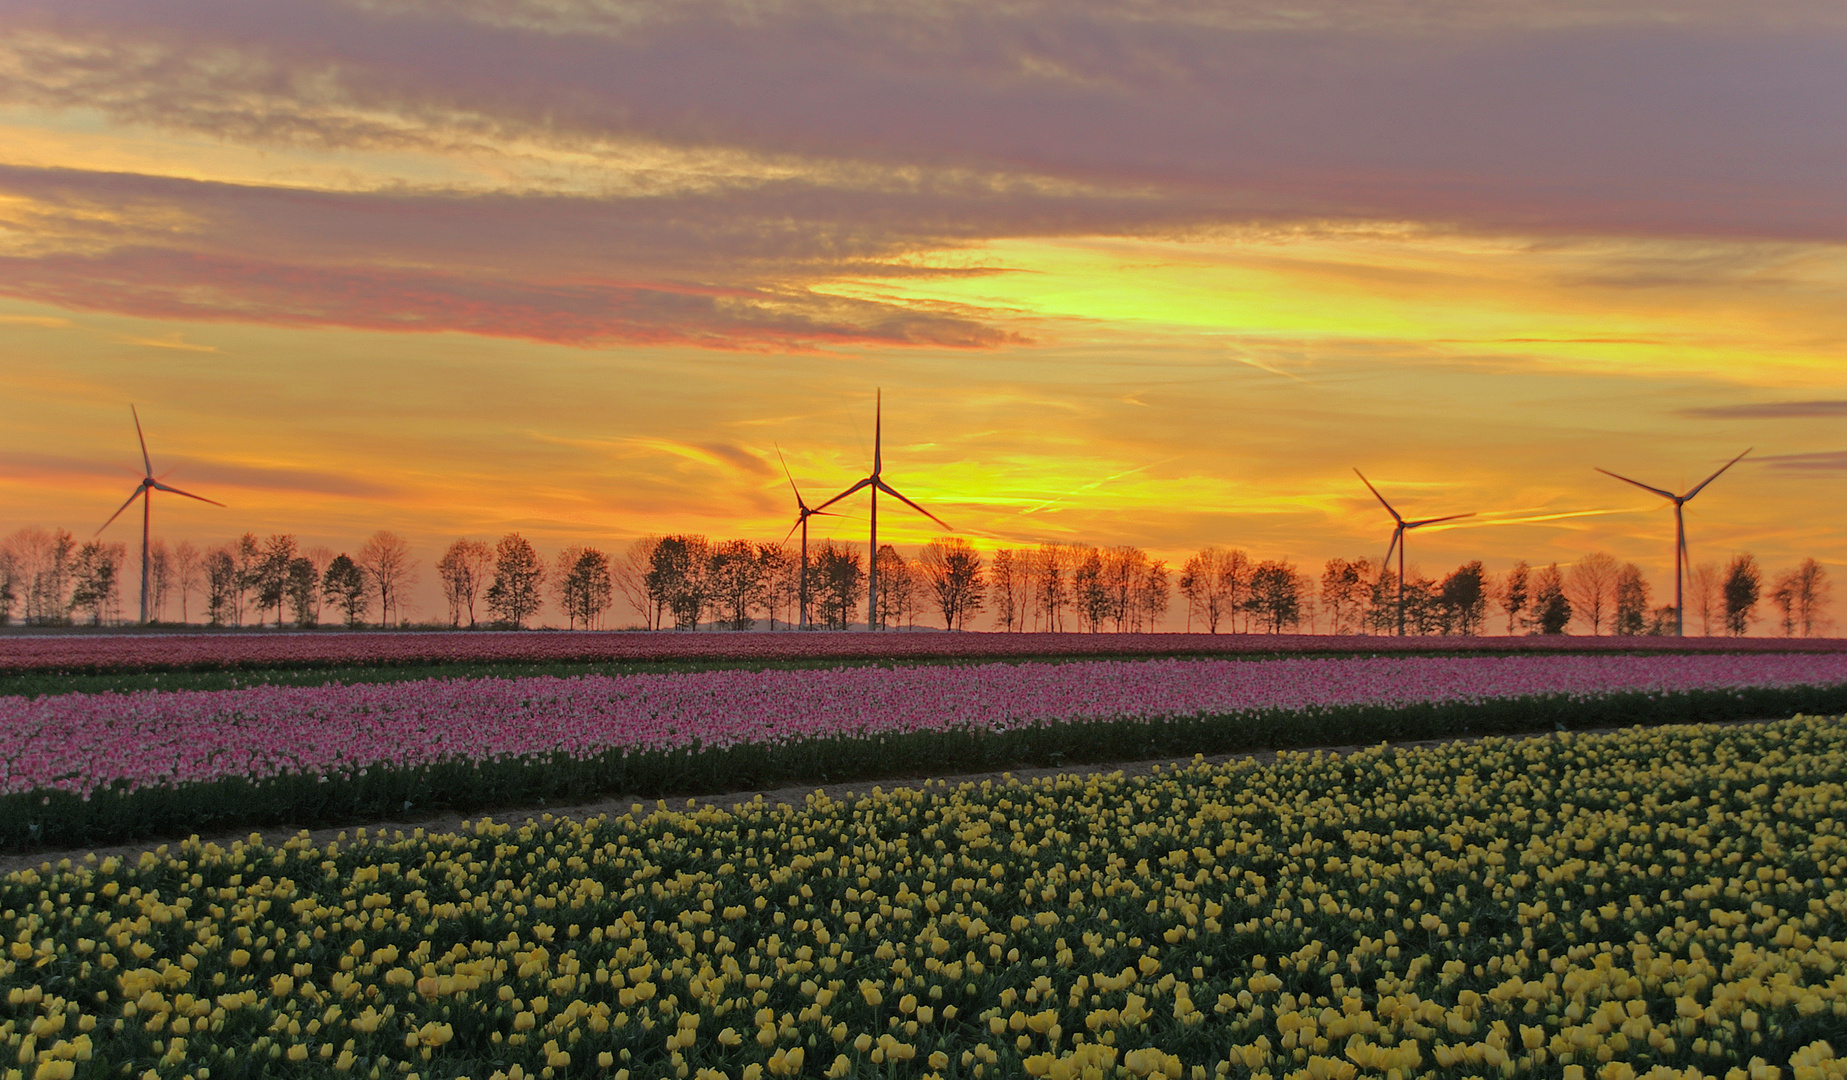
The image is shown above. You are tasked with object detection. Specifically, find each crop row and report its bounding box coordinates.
[4,631,1845,678]
[5,717,1847,1079]
[8,653,1847,849]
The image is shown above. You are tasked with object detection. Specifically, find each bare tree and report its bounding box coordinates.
[920,538,986,630]
[1687,562,1722,636]
[1031,542,1069,631]
[1770,558,1832,637]
[613,535,663,630]
[756,543,798,630]
[230,533,261,626]
[358,530,416,629]
[148,539,173,623]
[436,539,493,628]
[873,545,915,630]
[1071,545,1110,632]
[7,527,77,625]
[989,548,1026,631]
[1179,547,1247,634]
[0,544,16,626]
[1319,557,1372,635]
[206,546,239,627]
[1101,546,1150,632]
[173,540,201,625]
[1565,552,1619,635]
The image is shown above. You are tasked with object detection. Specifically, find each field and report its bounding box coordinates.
[4,633,1847,1078]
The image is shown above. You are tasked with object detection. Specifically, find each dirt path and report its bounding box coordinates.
[0,718,1774,876]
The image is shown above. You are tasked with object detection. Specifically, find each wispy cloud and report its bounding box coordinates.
[1680,400,1847,420]
[1757,450,1847,472]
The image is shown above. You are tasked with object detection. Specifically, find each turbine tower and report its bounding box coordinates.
[1355,469,1473,636]
[98,406,224,625]
[814,390,950,630]
[776,445,835,631]
[1595,448,1750,637]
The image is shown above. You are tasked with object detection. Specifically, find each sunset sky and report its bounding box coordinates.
[3,0,1845,627]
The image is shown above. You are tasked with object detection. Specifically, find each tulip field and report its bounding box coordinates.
[5,716,1847,1079]
[6,631,1845,679]
[8,653,1847,848]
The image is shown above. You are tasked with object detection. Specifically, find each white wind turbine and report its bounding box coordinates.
[776,444,838,631]
[1595,448,1751,637]
[813,391,950,630]
[98,406,224,624]
[1355,469,1474,637]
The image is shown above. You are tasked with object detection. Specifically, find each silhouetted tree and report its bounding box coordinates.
[1246,560,1302,634]
[1531,563,1572,634]
[485,533,546,629]
[206,547,239,627]
[1613,563,1650,636]
[707,539,764,631]
[322,554,368,629]
[1722,553,1761,636]
[68,541,126,625]
[230,532,261,626]
[1180,547,1247,634]
[358,530,415,629]
[1437,561,1488,635]
[1072,545,1109,632]
[285,556,319,628]
[0,546,16,626]
[436,539,493,628]
[990,549,1025,632]
[812,542,864,630]
[553,546,613,630]
[1031,543,1069,631]
[646,535,710,631]
[920,538,985,630]
[1499,560,1529,635]
[253,534,297,628]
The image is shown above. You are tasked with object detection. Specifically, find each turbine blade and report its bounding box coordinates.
[783,520,802,544]
[150,481,225,507]
[1405,512,1475,528]
[875,478,950,530]
[1683,447,1752,501]
[97,486,144,534]
[1354,468,1402,523]
[774,443,810,511]
[131,404,152,477]
[1380,529,1400,579]
[812,476,873,512]
[873,389,883,477]
[1594,467,1677,502]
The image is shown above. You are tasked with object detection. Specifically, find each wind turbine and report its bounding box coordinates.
[1355,469,1474,636]
[776,444,836,631]
[813,390,950,630]
[1595,448,1750,637]
[98,406,224,625]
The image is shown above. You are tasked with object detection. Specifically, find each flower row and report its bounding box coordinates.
[5,629,1843,678]
[4,717,1847,1078]
[7,653,1847,802]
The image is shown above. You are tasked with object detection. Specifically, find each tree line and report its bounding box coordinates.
[0,523,1832,636]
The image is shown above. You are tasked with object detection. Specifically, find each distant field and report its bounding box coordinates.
[3,629,1842,681]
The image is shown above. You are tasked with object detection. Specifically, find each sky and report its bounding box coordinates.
[2,0,1845,629]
